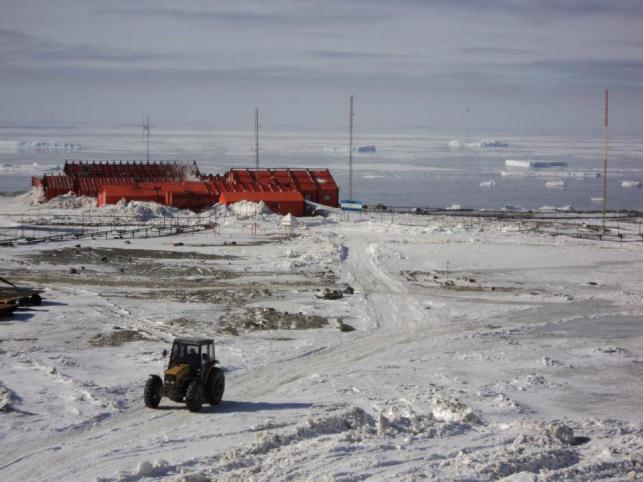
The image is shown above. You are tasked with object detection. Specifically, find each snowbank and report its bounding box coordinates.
[11,186,45,205]
[0,381,16,411]
[98,200,184,221]
[227,200,271,218]
[45,193,96,209]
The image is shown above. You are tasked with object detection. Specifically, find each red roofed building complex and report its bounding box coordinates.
[33,161,339,216]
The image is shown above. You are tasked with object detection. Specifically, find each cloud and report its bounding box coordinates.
[98,5,388,26]
[308,50,416,61]
[530,59,643,85]
[457,47,538,56]
[0,27,175,66]
[385,0,643,17]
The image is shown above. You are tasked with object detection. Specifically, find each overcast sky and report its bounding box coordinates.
[1,0,643,134]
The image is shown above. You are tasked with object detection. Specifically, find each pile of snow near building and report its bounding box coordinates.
[32,161,339,216]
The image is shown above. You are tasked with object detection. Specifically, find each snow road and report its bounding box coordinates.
[1,202,642,481]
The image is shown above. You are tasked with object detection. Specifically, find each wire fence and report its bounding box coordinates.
[2,207,642,246]
[0,211,219,246]
[355,209,643,243]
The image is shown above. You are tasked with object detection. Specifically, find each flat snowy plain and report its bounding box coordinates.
[0,194,642,481]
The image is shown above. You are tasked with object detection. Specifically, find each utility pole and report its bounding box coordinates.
[348,94,354,200]
[602,89,608,234]
[255,108,260,168]
[143,116,151,162]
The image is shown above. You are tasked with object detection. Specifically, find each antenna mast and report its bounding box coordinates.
[255,108,259,168]
[602,89,608,233]
[143,116,151,162]
[349,94,354,200]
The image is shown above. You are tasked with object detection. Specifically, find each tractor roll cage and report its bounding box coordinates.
[168,339,215,371]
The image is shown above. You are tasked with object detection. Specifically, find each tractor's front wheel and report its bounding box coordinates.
[144,375,163,408]
[185,380,204,412]
[206,368,225,405]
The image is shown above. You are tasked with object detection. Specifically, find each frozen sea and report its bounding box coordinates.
[0,126,641,211]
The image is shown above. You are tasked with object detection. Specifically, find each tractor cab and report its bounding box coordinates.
[147,337,225,412]
[166,338,215,374]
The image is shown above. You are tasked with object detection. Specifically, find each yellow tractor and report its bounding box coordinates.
[144,337,225,412]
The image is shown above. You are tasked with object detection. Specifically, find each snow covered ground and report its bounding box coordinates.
[1,195,642,481]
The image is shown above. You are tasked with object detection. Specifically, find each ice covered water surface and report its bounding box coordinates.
[1,127,642,210]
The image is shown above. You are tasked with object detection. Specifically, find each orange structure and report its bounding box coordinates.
[97,185,161,206]
[63,160,198,181]
[224,168,338,206]
[34,161,339,216]
[219,191,305,216]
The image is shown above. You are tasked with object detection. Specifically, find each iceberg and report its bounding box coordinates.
[449,139,508,151]
[505,160,567,169]
[17,141,82,151]
[545,180,566,188]
[356,145,376,153]
[323,145,376,153]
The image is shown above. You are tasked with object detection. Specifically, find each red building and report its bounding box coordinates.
[35,161,339,216]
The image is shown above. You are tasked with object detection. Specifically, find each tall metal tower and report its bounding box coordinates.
[255,108,260,168]
[348,94,354,201]
[143,116,151,162]
[602,89,608,233]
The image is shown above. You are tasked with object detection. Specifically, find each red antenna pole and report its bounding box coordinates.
[602,89,608,233]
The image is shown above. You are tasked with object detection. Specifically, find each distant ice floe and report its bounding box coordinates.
[323,145,376,153]
[501,170,598,179]
[501,205,523,211]
[0,141,81,152]
[356,145,376,153]
[621,180,641,188]
[539,205,573,212]
[479,179,496,188]
[0,161,61,174]
[505,160,567,169]
[449,139,508,151]
[545,180,567,189]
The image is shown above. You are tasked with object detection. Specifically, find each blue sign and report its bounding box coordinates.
[340,199,363,212]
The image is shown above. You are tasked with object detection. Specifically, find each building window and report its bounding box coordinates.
[324,194,331,201]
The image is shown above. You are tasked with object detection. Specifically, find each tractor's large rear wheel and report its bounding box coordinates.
[206,368,225,405]
[185,380,204,412]
[144,375,163,408]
